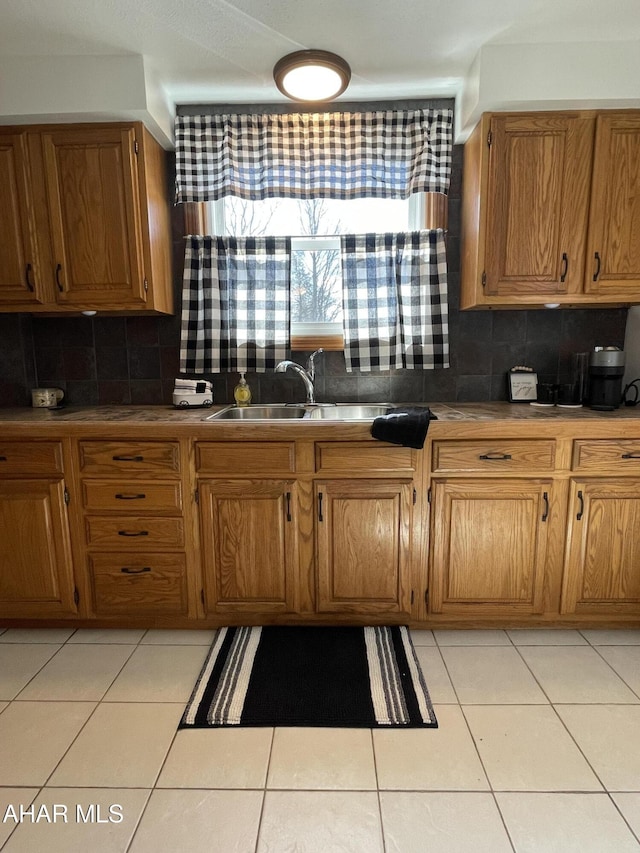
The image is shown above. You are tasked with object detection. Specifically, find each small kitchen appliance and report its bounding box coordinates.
[588,347,625,410]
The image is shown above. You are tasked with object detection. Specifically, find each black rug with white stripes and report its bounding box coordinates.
[180,625,437,729]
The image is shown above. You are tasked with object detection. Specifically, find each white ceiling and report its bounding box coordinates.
[2,0,640,105]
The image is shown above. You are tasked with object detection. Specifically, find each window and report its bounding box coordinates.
[204,194,443,348]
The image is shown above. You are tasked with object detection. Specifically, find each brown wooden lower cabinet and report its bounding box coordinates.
[199,479,298,614]
[561,478,640,616]
[0,478,77,617]
[315,479,413,616]
[429,478,553,616]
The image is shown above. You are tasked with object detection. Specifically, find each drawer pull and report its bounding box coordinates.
[621,452,640,459]
[577,490,584,521]
[478,453,512,461]
[112,455,144,462]
[117,530,149,537]
[120,566,151,574]
[542,491,549,522]
[115,493,146,500]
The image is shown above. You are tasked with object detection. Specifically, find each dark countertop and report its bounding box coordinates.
[1,401,640,424]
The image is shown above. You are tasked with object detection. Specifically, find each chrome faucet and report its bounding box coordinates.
[275,349,324,404]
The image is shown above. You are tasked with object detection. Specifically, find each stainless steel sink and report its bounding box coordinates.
[205,403,391,421]
[307,405,391,420]
[205,405,306,420]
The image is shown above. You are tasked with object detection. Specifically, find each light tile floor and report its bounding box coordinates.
[0,626,638,852]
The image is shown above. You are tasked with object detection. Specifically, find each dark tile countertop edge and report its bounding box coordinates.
[1,402,640,424]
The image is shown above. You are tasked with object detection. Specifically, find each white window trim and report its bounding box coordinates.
[207,195,426,345]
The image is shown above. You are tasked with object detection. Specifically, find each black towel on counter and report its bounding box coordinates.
[370,406,437,449]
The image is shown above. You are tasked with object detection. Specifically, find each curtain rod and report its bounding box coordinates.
[177,98,455,117]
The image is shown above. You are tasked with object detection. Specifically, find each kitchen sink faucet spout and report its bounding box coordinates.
[275,349,324,404]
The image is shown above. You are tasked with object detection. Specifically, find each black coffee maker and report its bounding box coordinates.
[588,347,625,410]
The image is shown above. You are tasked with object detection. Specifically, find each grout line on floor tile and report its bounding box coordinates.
[0,785,43,852]
[122,787,154,853]
[609,791,640,846]
[588,645,640,703]
[253,728,275,853]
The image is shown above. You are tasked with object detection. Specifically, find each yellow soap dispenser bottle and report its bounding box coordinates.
[234,372,252,407]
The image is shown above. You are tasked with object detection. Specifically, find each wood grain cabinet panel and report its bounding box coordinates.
[562,479,640,615]
[0,133,45,306]
[0,122,173,315]
[484,113,593,297]
[585,113,640,296]
[79,441,180,475]
[315,442,415,475]
[315,479,413,615]
[89,553,188,616]
[430,478,552,615]
[432,439,555,473]
[461,109,640,308]
[572,439,640,471]
[199,479,298,614]
[0,479,77,617]
[82,480,182,513]
[85,516,185,549]
[0,441,64,475]
[196,442,296,475]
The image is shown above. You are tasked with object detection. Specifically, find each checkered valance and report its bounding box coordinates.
[341,230,449,372]
[174,109,453,202]
[180,235,291,373]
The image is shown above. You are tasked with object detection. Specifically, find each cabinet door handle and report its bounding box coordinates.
[577,490,584,520]
[120,566,151,574]
[592,252,601,282]
[621,452,640,459]
[55,263,65,292]
[285,491,292,522]
[542,491,549,522]
[318,492,324,522]
[479,453,512,461]
[117,530,149,537]
[25,264,35,292]
[115,493,146,500]
[560,253,568,283]
[112,455,144,462]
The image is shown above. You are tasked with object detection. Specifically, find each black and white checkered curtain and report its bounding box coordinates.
[174,110,452,202]
[340,230,449,372]
[180,236,291,373]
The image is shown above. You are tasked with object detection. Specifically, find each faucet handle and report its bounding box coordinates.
[307,348,324,381]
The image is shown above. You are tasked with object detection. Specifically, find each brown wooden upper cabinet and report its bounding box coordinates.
[461,110,640,308]
[0,123,173,315]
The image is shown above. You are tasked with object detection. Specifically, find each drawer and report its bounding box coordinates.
[572,440,640,472]
[85,516,185,549]
[82,480,183,512]
[79,441,180,476]
[432,440,555,473]
[0,441,63,476]
[196,442,296,475]
[89,553,188,616]
[315,442,416,475]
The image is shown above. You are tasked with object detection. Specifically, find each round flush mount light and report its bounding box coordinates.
[273,49,351,102]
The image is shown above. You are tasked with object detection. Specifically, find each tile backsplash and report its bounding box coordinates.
[0,144,627,408]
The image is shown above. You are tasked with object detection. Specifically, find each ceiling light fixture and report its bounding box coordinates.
[273,49,351,102]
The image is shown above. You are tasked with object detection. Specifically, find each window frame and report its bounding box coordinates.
[191,194,447,351]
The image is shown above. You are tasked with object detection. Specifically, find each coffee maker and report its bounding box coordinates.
[588,347,625,410]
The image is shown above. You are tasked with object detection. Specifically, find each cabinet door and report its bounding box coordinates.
[0,479,77,617]
[430,479,551,615]
[41,127,147,307]
[199,480,298,614]
[0,133,44,306]
[484,113,594,296]
[562,479,640,615]
[315,479,413,615]
[585,113,640,296]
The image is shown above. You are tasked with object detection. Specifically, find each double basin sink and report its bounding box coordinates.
[206,404,391,421]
